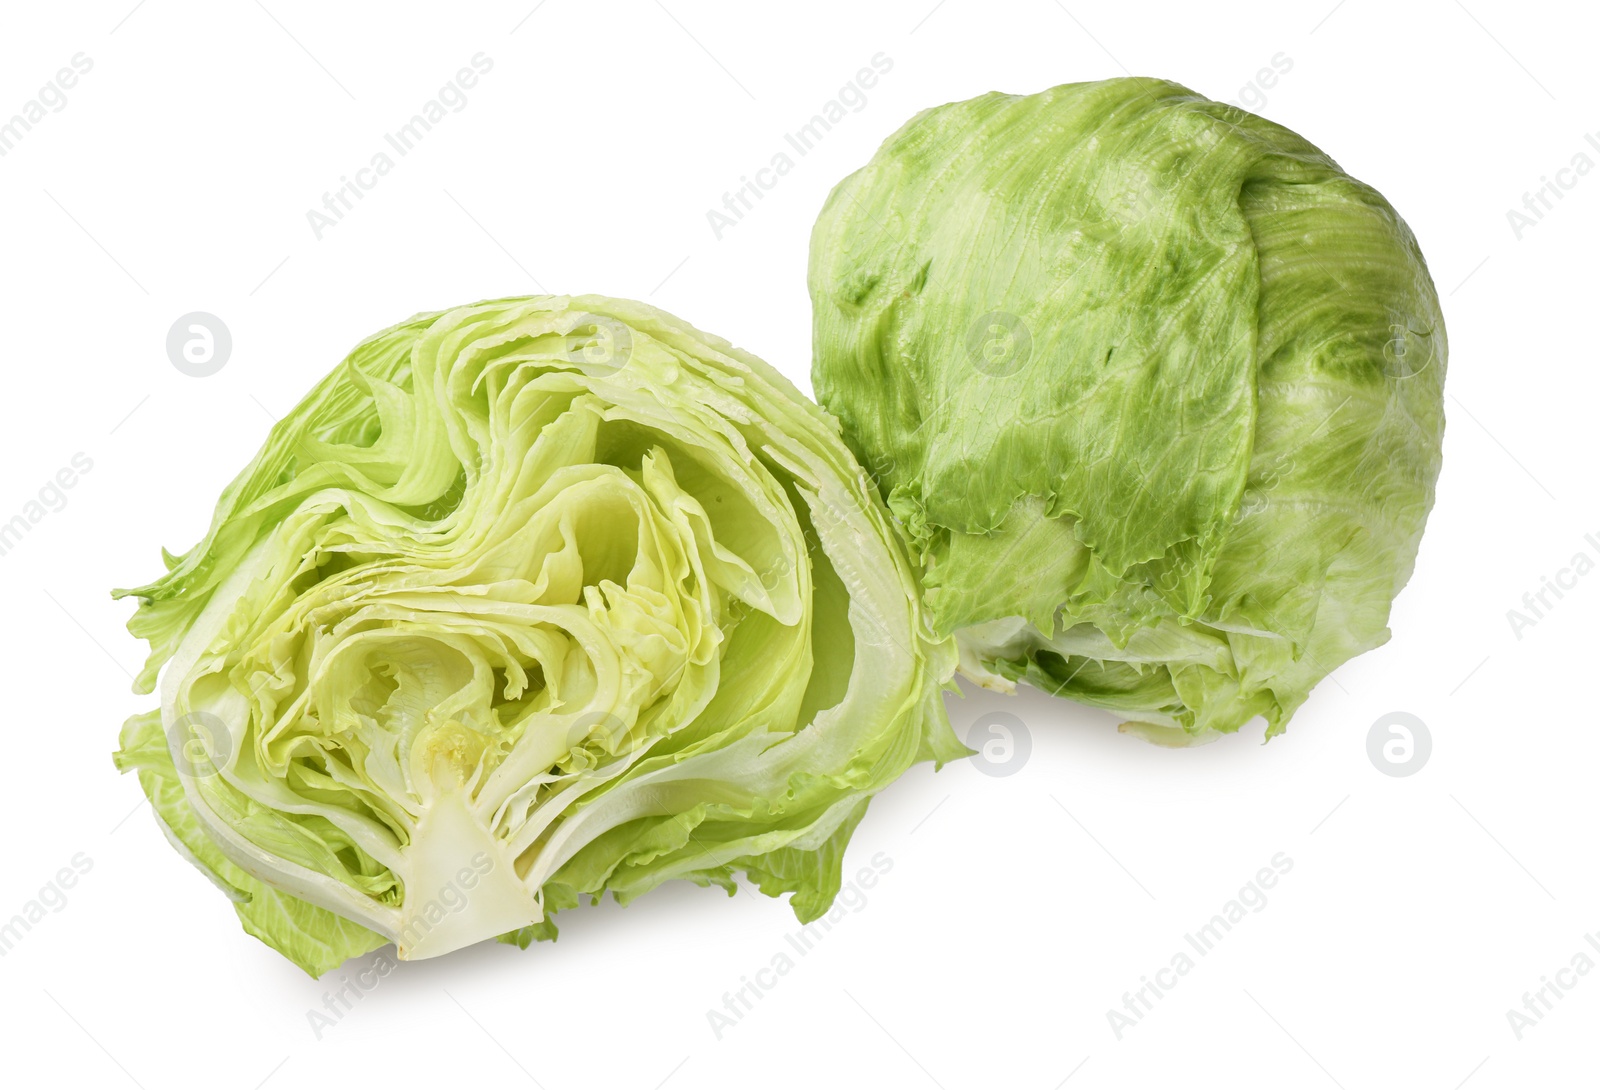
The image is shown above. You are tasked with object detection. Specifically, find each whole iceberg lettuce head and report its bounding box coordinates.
[115,295,962,974]
[809,77,1446,744]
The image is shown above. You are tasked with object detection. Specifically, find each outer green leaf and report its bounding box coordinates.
[115,711,388,975]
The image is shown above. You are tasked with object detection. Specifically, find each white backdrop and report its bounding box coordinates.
[0,2,1593,1087]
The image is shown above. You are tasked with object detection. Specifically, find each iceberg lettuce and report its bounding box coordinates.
[115,296,962,973]
[810,77,1446,743]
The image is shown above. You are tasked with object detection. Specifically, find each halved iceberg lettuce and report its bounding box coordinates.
[115,296,962,973]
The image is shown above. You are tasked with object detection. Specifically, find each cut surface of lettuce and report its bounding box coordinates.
[115,295,962,974]
[809,77,1446,743]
